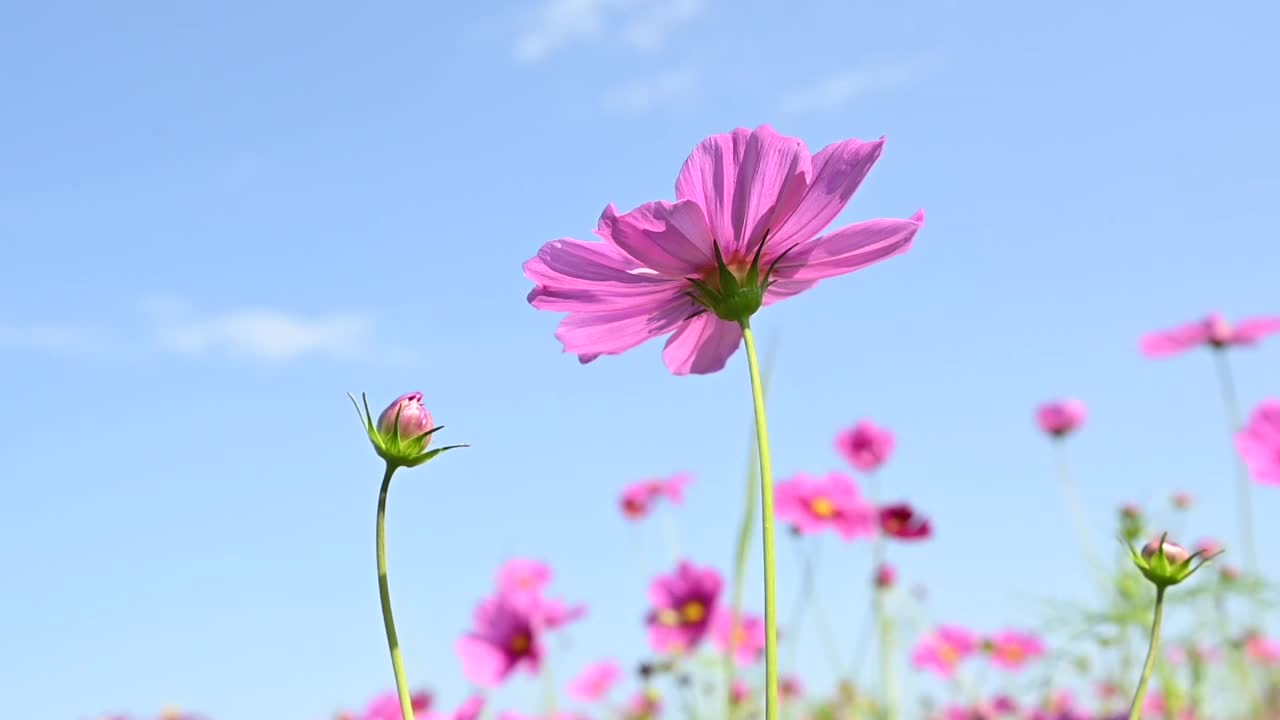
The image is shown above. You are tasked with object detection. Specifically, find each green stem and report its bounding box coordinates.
[782,537,816,672]
[741,319,780,720]
[1212,349,1259,578]
[1128,586,1166,720]
[377,463,416,720]
[866,472,896,720]
[1052,439,1105,585]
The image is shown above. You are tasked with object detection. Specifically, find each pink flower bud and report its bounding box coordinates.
[874,563,897,590]
[1142,537,1190,565]
[377,392,433,441]
[1171,491,1193,510]
[1220,565,1241,582]
[1121,503,1142,520]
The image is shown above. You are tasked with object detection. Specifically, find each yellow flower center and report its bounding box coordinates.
[681,600,706,623]
[733,626,748,648]
[1000,645,1026,663]
[657,608,681,626]
[939,644,960,665]
[884,517,903,534]
[809,496,836,518]
[510,630,531,654]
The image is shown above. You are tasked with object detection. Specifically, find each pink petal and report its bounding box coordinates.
[1139,323,1210,358]
[524,236,662,286]
[1233,316,1280,343]
[675,128,752,254]
[776,213,923,282]
[661,313,744,375]
[598,200,714,275]
[554,297,694,356]
[770,137,885,247]
[457,635,513,688]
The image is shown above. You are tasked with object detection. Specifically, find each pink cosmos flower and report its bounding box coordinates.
[1036,399,1086,437]
[523,125,924,375]
[1140,313,1280,357]
[1246,633,1280,666]
[984,630,1045,670]
[835,420,895,472]
[990,695,1018,715]
[779,676,804,702]
[774,472,876,539]
[363,690,432,720]
[457,593,543,688]
[879,503,932,540]
[711,609,767,665]
[1237,399,1280,486]
[498,558,552,597]
[620,473,692,520]
[423,696,485,720]
[622,691,662,720]
[730,680,753,707]
[911,625,978,678]
[874,563,896,590]
[568,660,621,702]
[1170,491,1193,510]
[646,561,722,653]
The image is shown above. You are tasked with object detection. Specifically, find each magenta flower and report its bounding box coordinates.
[779,676,804,702]
[523,125,924,375]
[983,630,1045,670]
[879,503,932,540]
[497,558,552,597]
[364,690,432,720]
[874,563,897,589]
[456,594,543,688]
[1035,399,1086,437]
[646,561,722,653]
[911,625,978,678]
[568,660,621,703]
[620,473,692,520]
[730,680,753,707]
[1237,399,1280,486]
[377,392,434,442]
[423,697,485,720]
[774,472,876,539]
[1140,312,1280,357]
[1246,633,1280,666]
[711,609,767,665]
[835,420,895,471]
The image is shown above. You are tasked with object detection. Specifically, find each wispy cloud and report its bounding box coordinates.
[780,52,944,114]
[601,64,702,113]
[513,0,705,63]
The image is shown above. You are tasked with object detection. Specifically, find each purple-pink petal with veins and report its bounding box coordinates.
[775,212,923,282]
[662,313,744,375]
[597,200,715,275]
[769,137,885,248]
[554,298,694,356]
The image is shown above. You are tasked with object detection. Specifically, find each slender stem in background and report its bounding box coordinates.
[376,464,417,720]
[1211,349,1258,578]
[865,470,897,720]
[783,536,816,672]
[1215,587,1258,718]
[1188,653,1205,720]
[1052,439,1105,584]
[741,320,780,720]
[1128,586,1166,720]
[726,334,775,712]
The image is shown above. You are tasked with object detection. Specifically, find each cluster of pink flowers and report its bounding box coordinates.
[912,626,1045,678]
[456,559,585,688]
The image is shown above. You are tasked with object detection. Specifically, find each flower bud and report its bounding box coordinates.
[1142,537,1191,565]
[350,392,465,470]
[874,563,896,590]
[377,392,434,442]
[1171,491,1193,511]
[1128,533,1219,589]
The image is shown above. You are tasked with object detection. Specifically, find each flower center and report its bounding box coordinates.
[939,644,960,666]
[884,516,904,534]
[509,630,532,654]
[732,625,748,649]
[809,496,836,518]
[680,600,706,624]
[1000,645,1025,663]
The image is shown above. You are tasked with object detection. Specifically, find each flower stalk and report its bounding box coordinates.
[1128,586,1166,720]
[376,463,416,720]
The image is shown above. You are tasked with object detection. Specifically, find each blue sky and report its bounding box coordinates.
[2,0,1279,718]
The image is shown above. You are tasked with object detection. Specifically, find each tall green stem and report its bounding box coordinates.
[741,320,779,720]
[1128,586,1166,720]
[1212,349,1258,577]
[376,464,416,720]
[1052,439,1105,585]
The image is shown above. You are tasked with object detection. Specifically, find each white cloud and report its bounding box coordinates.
[513,0,705,63]
[154,308,393,363]
[601,64,702,113]
[780,52,944,114]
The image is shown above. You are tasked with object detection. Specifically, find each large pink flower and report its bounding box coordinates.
[456,594,544,687]
[1237,399,1280,486]
[1036,399,1086,437]
[774,472,876,540]
[835,420,895,471]
[568,660,621,702]
[646,561,722,653]
[711,609,767,666]
[523,125,924,375]
[911,625,978,678]
[1140,312,1280,357]
[983,630,1045,671]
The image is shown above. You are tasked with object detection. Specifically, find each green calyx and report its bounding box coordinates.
[349,392,467,470]
[1125,532,1221,589]
[686,236,795,324]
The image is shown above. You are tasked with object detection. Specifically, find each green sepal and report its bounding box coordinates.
[401,443,469,468]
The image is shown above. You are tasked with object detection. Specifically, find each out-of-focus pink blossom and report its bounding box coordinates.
[620,474,693,520]
[912,625,978,678]
[874,563,897,590]
[1036,399,1086,437]
[730,680,753,707]
[568,661,621,703]
[835,420,895,471]
[1140,313,1280,357]
[774,472,876,540]
[423,696,485,720]
[879,503,932,540]
[498,558,552,597]
[711,609,766,665]
[457,594,543,687]
[984,630,1045,670]
[1237,399,1280,486]
[1246,633,1280,666]
[780,676,804,702]
[363,690,432,720]
[622,691,661,720]
[646,561,721,653]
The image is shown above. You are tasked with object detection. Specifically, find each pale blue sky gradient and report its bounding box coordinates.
[2,1,1279,718]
